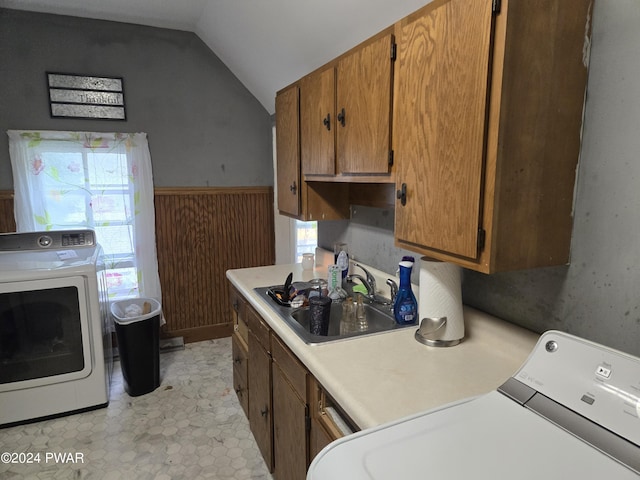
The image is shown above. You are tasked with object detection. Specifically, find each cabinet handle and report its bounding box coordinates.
[289,181,297,194]
[260,407,269,417]
[235,387,242,395]
[396,183,407,206]
[323,113,331,131]
[337,108,346,127]
[234,357,242,364]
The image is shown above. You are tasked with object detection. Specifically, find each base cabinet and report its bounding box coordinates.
[231,285,250,419]
[231,334,249,418]
[230,285,352,478]
[248,330,273,471]
[273,363,308,479]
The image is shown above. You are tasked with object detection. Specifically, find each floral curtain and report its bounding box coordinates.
[7,130,162,303]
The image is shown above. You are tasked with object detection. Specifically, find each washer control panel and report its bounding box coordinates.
[0,229,96,251]
[513,330,640,447]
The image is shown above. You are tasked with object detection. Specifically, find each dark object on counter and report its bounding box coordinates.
[267,286,291,306]
[282,272,293,301]
[309,295,332,336]
[267,280,313,307]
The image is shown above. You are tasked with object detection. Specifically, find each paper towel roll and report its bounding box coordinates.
[418,257,464,343]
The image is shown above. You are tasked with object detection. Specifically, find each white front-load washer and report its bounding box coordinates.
[308,331,640,479]
[0,230,112,427]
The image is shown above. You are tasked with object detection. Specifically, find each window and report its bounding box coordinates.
[8,130,162,302]
[37,147,135,297]
[295,220,317,263]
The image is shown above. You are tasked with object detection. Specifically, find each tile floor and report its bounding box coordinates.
[0,338,273,479]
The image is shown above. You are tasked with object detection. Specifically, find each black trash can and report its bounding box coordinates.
[111,298,162,397]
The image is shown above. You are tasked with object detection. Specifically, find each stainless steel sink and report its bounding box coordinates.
[254,287,414,345]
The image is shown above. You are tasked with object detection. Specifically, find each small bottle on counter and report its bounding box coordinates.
[393,256,418,325]
[334,242,349,279]
[328,264,346,300]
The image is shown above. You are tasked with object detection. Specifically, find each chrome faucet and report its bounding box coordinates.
[346,264,394,306]
[345,273,375,297]
[386,278,398,305]
[353,263,377,295]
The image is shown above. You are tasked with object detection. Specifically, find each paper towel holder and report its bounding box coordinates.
[415,317,463,347]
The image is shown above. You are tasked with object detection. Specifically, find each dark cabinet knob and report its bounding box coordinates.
[260,407,269,417]
[323,113,331,131]
[337,108,346,127]
[289,182,297,194]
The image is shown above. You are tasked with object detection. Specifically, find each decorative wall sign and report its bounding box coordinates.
[47,72,126,120]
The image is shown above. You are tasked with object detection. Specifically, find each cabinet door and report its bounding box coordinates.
[310,418,333,463]
[301,68,336,176]
[272,363,308,480]
[336,33,394,175]
[275,85,301,217]
[248,332,273,471]
[231,333,249,419]
[394,0,493,259]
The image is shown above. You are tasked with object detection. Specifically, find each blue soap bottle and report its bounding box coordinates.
[393,256,418,325]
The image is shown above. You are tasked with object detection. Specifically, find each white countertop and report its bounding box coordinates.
[226,261,539,430]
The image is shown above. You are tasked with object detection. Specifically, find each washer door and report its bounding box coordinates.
[0,276,93,392]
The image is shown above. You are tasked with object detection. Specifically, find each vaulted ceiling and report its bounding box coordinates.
[0,0,430,113]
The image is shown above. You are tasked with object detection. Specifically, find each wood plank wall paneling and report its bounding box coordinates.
[0,188,276,344]
[0,191,16,233]
[154,187,275,343]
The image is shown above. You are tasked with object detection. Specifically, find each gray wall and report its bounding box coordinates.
[319,205,419,282]
[0,8,273,189]
[320,0,640,357]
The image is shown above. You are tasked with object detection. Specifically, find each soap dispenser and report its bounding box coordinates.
[393,256,418,325]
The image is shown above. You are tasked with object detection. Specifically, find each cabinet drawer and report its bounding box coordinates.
[247,304,270,352]
[230,285,249,344]
[232,333,248,383]
[272,335,308,400]
[230,284,245,317]
[232,333,249,418]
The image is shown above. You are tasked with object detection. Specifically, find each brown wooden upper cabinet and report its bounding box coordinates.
[300,67,335,176]
[276,85,350,221]
[393,0,593,273]
[300,32,395,179]
[275,85,301,218]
